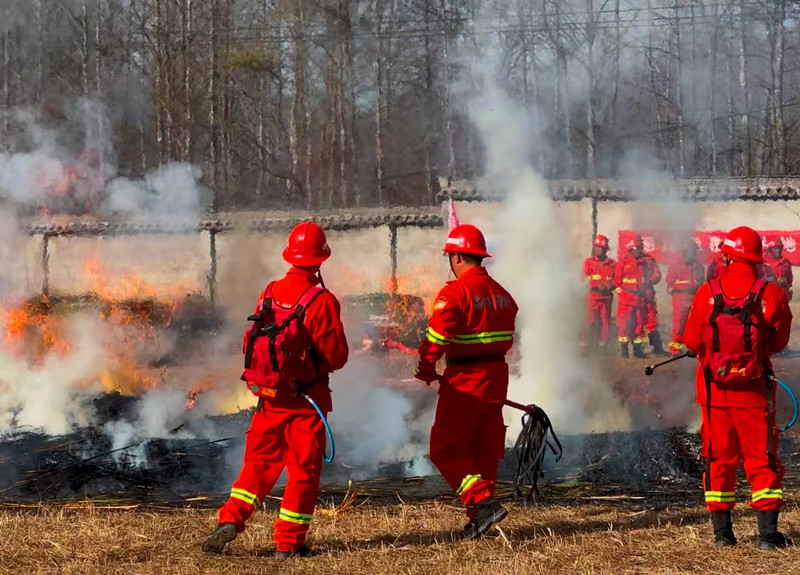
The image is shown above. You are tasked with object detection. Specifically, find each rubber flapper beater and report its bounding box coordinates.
[301,393,336,463]
[776,379,799,433]
[506,401,563,500]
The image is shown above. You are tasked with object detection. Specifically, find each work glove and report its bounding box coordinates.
[414,362,440,386]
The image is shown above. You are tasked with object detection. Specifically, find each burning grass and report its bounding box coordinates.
[0,495,798,574]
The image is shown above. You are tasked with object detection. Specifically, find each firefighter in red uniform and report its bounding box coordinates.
[684,226,792,550]
[615,236,660,358]
[764,238,793,301]
[666,241,705,354]
[641,246,667,356]
[582,235,616,351]
[415,224,518,539]
[203,221,349,558]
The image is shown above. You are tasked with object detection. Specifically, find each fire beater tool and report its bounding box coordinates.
[644,353,798,432]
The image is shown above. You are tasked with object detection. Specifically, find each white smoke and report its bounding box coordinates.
[0,316,105,435]
[0,100,205,218]
[468,54,631,435]
[329,353,436,477]
[104,163,205,217]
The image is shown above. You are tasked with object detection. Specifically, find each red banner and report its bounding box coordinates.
[618,230,800,266]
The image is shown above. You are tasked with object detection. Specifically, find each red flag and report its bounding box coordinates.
[448,199,460,230]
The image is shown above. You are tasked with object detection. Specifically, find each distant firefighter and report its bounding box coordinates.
[615,235,661,358]
[582,234,616,351]
[763,238,793,301]
[706,254,726,281]
[666,241,705,355]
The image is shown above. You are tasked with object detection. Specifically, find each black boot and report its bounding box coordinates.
[620,343,630,359]
[633,343,646,359]
[649,331,669,357]
[468,498,508,539]
[202,523,237,554]
[711,511,737,548]
[276,546,311,559]
[758,510,793,550]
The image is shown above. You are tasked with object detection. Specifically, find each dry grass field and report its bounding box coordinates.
[1,488,799,575]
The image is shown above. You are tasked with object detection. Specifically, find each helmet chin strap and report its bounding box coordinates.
[317,270,326,289]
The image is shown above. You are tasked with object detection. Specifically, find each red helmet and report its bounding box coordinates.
[765,237,784,250]
[721,226,763,264]
[283,221,331,266]
[443,224,492,258]
[593,234,610,249]
[627,235,644,251]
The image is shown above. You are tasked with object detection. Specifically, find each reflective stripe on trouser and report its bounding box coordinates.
[430,390,506,517]
[584,297,612,346]
[670,294,694,349]
[617,303,646,344]
[218,407,326,551]
[701,405,785,512]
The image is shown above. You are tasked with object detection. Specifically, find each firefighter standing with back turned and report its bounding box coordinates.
[683,226,793,550]
[415,224,518,539]
[202,221,349,558]
[666,240,705,355]
[583,234,616,351]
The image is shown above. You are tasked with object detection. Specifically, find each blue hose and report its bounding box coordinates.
[301,393,336,463]
[776,380,799,433]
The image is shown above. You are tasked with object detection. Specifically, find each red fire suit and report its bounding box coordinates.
[642,254,662,336]
[614,253,660,346]
[684,262,792,513]
[665,257,705,354]
[764,254,793,301]
[418,267,518,519]
[217,267,349,552]
[583,256,616,347]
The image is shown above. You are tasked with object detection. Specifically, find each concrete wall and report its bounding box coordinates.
[11,200,800,333]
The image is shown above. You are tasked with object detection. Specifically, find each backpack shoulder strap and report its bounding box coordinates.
[292,285,327,319]
[708,279,725,353]
[255,282,276,314]
[750,278,768,301]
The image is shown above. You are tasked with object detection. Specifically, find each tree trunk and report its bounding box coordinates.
[611,0,620,175]
[441,0,455,180]
[36,0,44,101]
[674,0,685,177]
[738,0,751,175]
[94,0,101,94]
[182,0,193,161]
[374,0,385,206]
[208,0,219,210]
[1,25,9,149]
[772,0,786,173]
[585,0,596,178]
[707,2,718,176]
[81,0,89,96]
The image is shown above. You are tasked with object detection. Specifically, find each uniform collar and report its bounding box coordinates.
[286,266,322,285]
[458,266,488,280]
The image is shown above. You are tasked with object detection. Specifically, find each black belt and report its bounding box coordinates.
[672,288,696,294]
[590,287,613,295]
[445,354,506,367]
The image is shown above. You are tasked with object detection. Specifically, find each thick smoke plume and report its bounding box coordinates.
[467,53,630,435]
